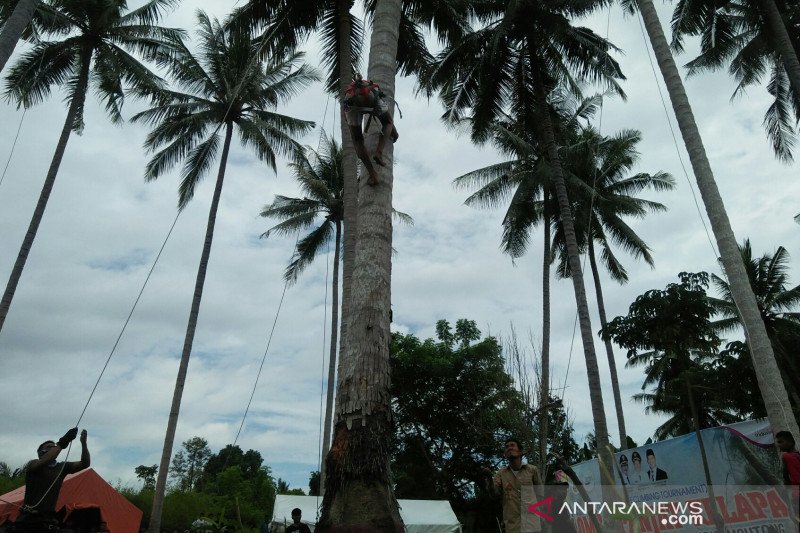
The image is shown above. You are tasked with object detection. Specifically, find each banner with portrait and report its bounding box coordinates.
[563,419,797,533]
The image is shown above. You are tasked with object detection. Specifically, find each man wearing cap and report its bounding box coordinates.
[630,451,644,484]
[15,427,90,532]
[618,454,631,485]
[645,449,668,481]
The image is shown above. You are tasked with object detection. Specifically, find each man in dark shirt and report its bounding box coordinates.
[645,449,668,481]
[15,427,90,532]
[285,508,311,533]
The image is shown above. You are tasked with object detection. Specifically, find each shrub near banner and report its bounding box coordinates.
[563,419,798,533]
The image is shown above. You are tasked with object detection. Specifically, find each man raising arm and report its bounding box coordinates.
[15,428,90,532]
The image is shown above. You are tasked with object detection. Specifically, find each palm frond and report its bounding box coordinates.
[500,182,547,259]
[284,222,335,284]
[763,62,796,162]
[261,196,323,222]
[597,238,629,283]
[318,3,363,93]
[91,45,125,124]
[119,0,179,27]
[108,24,186,63]
[178,132,221,209]
[261,211,319,238]
[395,6,434,79]
[392,210,414,226]
[99,42,167,101]
[4,38,80,108]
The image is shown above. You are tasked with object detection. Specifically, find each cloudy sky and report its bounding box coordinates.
[0,0,798,496]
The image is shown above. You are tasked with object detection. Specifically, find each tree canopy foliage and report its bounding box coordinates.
[170,437,211,491]
[390,319,582,531]
[603,272,769,440]
[124,439,279,532]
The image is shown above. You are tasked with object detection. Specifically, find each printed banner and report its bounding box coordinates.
[562,420,798,533]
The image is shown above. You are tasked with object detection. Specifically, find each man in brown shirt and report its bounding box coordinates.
[490,438,543,533]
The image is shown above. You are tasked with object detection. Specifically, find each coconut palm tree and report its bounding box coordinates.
[260,135,412,497]
[426,0,626,476]
[315,0,405,529]
[669,0,800,160]
[261,135,346,286]
[264,143,344,495]
[551,127,676,449]
[632,360,739,440]
[466,121,674,454]
[708,240,800,413]
[453,117,555,470]
[0,0,181,334]
[0,0,37,73]
[452,94,602,467]
[130,13,316,531]
[629,0,800,437]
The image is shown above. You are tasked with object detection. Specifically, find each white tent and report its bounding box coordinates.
[397,499,463,533]
[271,495,320,532]
[270,495,462,533]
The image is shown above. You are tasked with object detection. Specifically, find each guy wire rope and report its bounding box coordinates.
[314,96,336,516]
[0,109,26,191]
[0,39,52,193]
[0,210,183,514]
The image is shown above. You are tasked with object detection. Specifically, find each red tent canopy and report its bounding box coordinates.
[0,468,142,533]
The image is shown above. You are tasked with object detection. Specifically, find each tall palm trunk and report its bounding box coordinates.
[687,377,724,533]
[317,1,404,530]
[150,122,234,532]
[319,220,341,494]
[755,0,800,98]
[588,240,628,449]
[336,1,358,340]
[321,0,357,493]
[0,46,91,334]
[774,346,800,413]
[532,64,614,486]
[637,0,800,437]
[538,198,551,473]
[0,0,37,73]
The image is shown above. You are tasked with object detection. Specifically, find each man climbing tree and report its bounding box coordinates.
[342,73,399,185]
